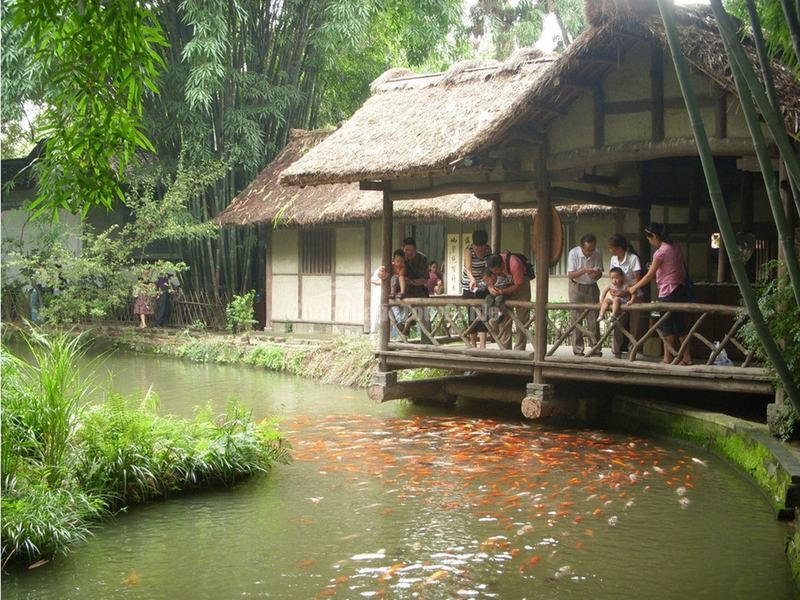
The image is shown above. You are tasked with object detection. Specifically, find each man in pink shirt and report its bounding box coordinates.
[485,252,531,350]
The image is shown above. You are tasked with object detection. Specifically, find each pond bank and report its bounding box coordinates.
[606,394,800,589]
[5,324,382,388]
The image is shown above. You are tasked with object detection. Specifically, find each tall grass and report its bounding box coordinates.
[1,330,288,567]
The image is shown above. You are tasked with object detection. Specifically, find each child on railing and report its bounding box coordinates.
[597,267,632,322]
[390,249,408,299]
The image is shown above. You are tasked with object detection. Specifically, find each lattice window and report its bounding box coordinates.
[753,238,775,282]
[300,230,334,274]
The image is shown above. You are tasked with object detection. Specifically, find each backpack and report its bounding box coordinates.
[504,251,536,281]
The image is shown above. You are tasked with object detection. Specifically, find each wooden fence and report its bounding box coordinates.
[108,290,229,330]
[387,296,757,368]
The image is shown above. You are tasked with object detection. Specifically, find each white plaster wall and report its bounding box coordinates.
[271,275,298,320]
[605,112,652,146]
[334,275,365,324]
[548,93,594,154]
[502,219,525,253]
[336,226,365,274]
[1,208,83,280]
[272,229,298,274]
[302,275,332,322]
[604,42,651,102]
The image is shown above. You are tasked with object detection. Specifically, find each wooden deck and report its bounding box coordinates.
[378,297,774,397]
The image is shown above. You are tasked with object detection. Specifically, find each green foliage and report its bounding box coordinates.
[769,402,800,442]
[0,332,287,566]
[1,485,105,564]
[740,270,800,439]
[4,330,96,486]
[7,159,220,324]
[467,0,585,60]
[7,0,167,217]
[76,395,289,505]
[740,271,800,391]
[245,346,287,371]
[726,0,799,74]
[226,290,257,333]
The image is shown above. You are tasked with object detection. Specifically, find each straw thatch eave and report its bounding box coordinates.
[214,129,612,228]
[280,3,799,188]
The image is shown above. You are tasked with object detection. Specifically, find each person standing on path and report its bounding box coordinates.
[567,234,603,356]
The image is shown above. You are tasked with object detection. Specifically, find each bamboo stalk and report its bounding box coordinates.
[659,0,800,410]
[715,5,800,305]
[708,0,800,213]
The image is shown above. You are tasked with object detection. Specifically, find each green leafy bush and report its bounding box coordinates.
[0,331,287,567]
[226,290,258,333]
[740,270,800,438]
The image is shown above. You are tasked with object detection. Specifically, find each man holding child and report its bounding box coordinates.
[567,234,603,356]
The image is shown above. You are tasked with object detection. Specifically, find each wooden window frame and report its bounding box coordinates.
[299,229,334,275]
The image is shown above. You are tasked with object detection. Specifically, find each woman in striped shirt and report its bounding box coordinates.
[461,229,491,348]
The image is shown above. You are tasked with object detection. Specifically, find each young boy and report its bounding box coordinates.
[390,249,408,299]
[597,266,631,321]
[483,266,514,326]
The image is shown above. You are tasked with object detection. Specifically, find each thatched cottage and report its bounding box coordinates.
[279,2,798,403]
[216,129,615,334]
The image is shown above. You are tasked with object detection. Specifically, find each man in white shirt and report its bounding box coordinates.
[566,234,603,356]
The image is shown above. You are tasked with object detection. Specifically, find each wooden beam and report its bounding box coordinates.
[360,180,386,191]
[547,138,760,172]
[379,191,393,370]
[491,198,502,251]
[576,173,619,186]
[550,186,642,209]
[651,43,665,142]
[388,180,537,201]
[605,96,717,115]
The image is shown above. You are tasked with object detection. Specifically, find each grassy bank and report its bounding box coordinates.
[1,330,288,568]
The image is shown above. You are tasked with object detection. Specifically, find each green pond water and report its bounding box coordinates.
[2,347,796,599]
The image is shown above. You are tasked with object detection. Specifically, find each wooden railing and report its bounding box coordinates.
[386,296,757,368]
[107,290,230,330]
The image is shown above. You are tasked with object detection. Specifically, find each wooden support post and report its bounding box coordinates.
[522,383,574,419]
[717,235,728,283]
[264,227,272,330]
[533,156,552,384]
[491,198,502,252]
[379,191,393,370]
[363,222,371,334]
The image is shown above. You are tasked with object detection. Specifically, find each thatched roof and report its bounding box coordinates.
[215,129,610,227]
[281,3,800,187]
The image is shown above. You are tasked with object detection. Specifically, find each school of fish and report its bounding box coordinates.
[281,414,704,598]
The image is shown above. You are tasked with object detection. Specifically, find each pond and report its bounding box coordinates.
[2,347,796,599]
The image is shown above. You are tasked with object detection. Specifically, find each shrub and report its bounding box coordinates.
[226,290,257,333]
[1,332,288,566]
[1,485,105,564]
[740,270,800,438]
